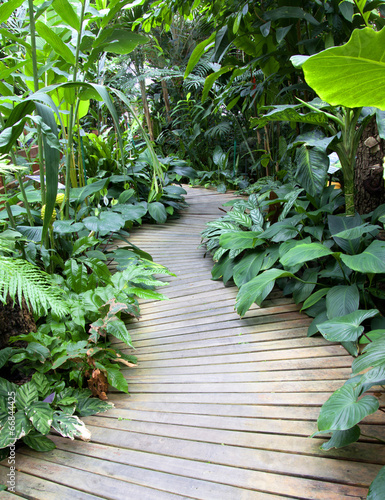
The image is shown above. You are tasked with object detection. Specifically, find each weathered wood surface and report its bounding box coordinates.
[1,186,384,499]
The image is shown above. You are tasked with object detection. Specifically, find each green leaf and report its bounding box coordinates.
[368,465,385,500]
[112,203,148,221]
[236,269,295,316]
[302,288,330,311]
[52,0,80,30]
[15,382,38,410]
[333,223,379,240]
[26,402,53,435]
[319,426,361,450]
[341,240,385,273]
[52,411,91,441]
[0,0,25,24]
[317,309,379,342]
[280,242,334,268]
[83,212,125,236]
[202,66,234,102]
[103,364,129,393]
[0,348,13,369]
[318,384,379,432]
[148,202,167,224]
[301,27,385,110]
[251,105,329,129]
[295,145,329,197]
[185,32,216,78]
[76,398,114,417]
[328,214,362,255]
[258,222,301,242]
[53,220,85,234]
[326,285,359,320]
[219,232,264,250]
[70,178,109,204]
[211,255,236,284]
[233,251,265,287]
[106,318,133,347]
[352,337,385,374]
[35,21,75,65]
[0,412,33,448]
[96,30,148,55]
[23,432,56,452]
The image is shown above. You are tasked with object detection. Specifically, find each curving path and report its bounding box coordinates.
[1,187,384,499]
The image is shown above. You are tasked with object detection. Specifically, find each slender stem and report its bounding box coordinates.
[28,0,45,205]
[65,0,86,218]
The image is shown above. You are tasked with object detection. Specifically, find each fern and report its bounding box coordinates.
[0,257,69,318]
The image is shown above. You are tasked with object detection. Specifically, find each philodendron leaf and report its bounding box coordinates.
[83,212,125,236]
[280,242,334,268]
[295,145,329,197]
[317,309,379,342]
[367,465,385,500]
[355,366,385,395]
[235,269,295,316]
[333,223,379,240]
[325,285,359,320]
[341,240,385,273]
[328,214,362,255]
[148,202,167,224]
[317,384,379,432]
[319,425,361,450]
[352,337,385,374]
[300,27,385,110]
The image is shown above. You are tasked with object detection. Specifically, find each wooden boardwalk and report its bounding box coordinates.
[1,187,384,499]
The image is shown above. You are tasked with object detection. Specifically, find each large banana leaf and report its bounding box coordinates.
[299,27,385,110]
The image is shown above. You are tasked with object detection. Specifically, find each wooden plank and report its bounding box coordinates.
[18,448,278,500]
[0,465,104,500]
[0,456,188,500]
[49,438,367,500]
[83,424,382,487]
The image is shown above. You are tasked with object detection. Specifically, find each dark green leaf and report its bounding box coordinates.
[319,426,360,450]
[317,309,379,342]
[326,285,359,320]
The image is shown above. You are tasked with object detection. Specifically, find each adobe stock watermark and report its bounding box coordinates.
[7,391,16,492]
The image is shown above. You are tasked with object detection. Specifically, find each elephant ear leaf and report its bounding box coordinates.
[317,309,379,342]
[341,240,385,273]
[300,27,385,110]
[317,384,379,432]
[368,465,385,500]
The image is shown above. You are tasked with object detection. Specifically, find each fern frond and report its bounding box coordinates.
[0,257,69,318]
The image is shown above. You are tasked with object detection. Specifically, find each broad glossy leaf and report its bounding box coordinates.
[185,32,215,78]
[328,214,362,255]
[318,384,379,432]
[52,412,91,441]
[301,27,385,110]
[233,251,264,287]
[258,222,300,242]
[212,255,236,284]
[333,223,379,240]
[35,21,75,65]
[26,402,53,435]
[53,220,85,234]
[0,412,32,448]
[76,398,114,417]
[106,318,133,347]
[0,0,25,23]
[103,365,129,393]
[280,242,334,268]
[356,366,385,395]
[341,240,385,273]
[83,212,125,236]
[219,232,264,250]
[302,288,330,311]
[23,432,56,452]
[236,269,294,316]
[295,145,329,197]
[70,178,109,204]
[352,337,385,374]
[307,311,328,337]
[292,268,318,304]
[112,203,148,221]
[52,0,79,29]
[251,105,329,129]
[319,426,360,450]
[368,465,385,500]
[326,285,359,320]
[15,382,38,410]
[98,30,148,55]
[317,309,379,342]
[148,202,167,224]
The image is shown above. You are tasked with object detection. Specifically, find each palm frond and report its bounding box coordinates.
[0,257,69,318]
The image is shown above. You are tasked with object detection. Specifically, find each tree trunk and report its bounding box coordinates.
[354,117,385,214]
